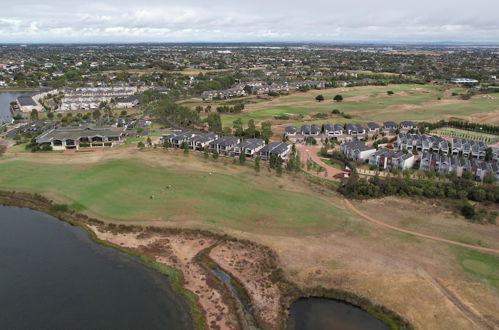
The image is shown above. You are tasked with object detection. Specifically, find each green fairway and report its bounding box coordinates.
[195,84,499,127]
[0,157,352,235]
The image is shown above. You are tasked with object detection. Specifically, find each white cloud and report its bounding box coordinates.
[0,0,498,42]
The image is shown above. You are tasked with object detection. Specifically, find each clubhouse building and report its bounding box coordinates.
[36,126,127,150]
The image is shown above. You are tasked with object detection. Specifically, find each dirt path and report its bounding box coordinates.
[296,144,347,180]
[417,269,497,329]
[344,199,499,254]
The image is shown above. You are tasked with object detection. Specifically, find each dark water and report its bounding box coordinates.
[288,298,390,330]
[0,92,20,124]
[0,205,192,330]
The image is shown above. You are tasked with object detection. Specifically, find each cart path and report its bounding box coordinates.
[296,144,346,180]
[344,199,499,255]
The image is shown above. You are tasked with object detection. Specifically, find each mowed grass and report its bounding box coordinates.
[0,158,351,235]
[455,248,499,289]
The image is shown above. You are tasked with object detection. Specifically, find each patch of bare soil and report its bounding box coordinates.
[210,242,282,329]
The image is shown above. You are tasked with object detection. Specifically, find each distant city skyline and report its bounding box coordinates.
[1,0,498,43]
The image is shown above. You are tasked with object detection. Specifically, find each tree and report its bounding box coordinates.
[207,112,222,133]
[461,202,476,219]
[181,141,189,154]
[333,94,343,102]
[387,91,394,95]
[203,146,209,159]
[30,109,39,121]
[239,151,246,165]
[233,118,244,136]
[254,156,261,173]
[276,161,283,177]
[47,112,54,120]
[137,141,145,149]
[245,119,257,138]
[92,109,101,120]
[315,94,325,102]
[147,137,152,147]
[212,150,219,160]
[222,127,232,136]
[485,147,493,162]
[261,121,273,142]
[195,105,203,113]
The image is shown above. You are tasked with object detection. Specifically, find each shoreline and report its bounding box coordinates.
[0,190,412,330]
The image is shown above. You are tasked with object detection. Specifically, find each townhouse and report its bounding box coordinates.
[233,138,266,157]
[259,142,292,160]
[369,149,415,170]
[209,136,241,155]
[340,142,376,162]
[188,133,218,150]
[162,131,196,148]
[420,153,498,182]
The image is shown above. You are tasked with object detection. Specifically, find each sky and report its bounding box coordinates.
[0,0,498,43]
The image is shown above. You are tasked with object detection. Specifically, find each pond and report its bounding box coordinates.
[0,205,193,330]
[288,298,390,330]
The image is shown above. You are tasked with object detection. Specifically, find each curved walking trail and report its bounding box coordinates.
[344,199,499,255]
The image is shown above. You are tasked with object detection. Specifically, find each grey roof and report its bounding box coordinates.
[367,122,380,130]
[355,124,365,132]
[310,125,321,134]
[333,124,344,131]
[17,95,37,106]
[260,142,290,155]
[36,126,126,143]
[236,138,265,150]
[300,125,311,134]
[345,124,356,131]
[342,141,374,152]
[384,121,398,128]
[400,121,417,127]
[285,126,297,134]
[323,124,334,131]
[164,131,194,142]
[189,133,217,144]
[210,136,240,147]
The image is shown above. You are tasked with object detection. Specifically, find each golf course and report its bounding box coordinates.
[181,84,499,130]
[1,143,499,329]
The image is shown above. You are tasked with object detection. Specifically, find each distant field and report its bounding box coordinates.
[191,84,499,128]
[430,127,499,143]
[0,153,353,236]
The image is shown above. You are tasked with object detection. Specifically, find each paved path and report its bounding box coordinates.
[296,144,347,181]
[344,199,499,254]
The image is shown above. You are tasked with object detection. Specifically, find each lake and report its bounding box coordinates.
[0,205,192,330]
[288,298,390,330]
[0,92,21,124]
